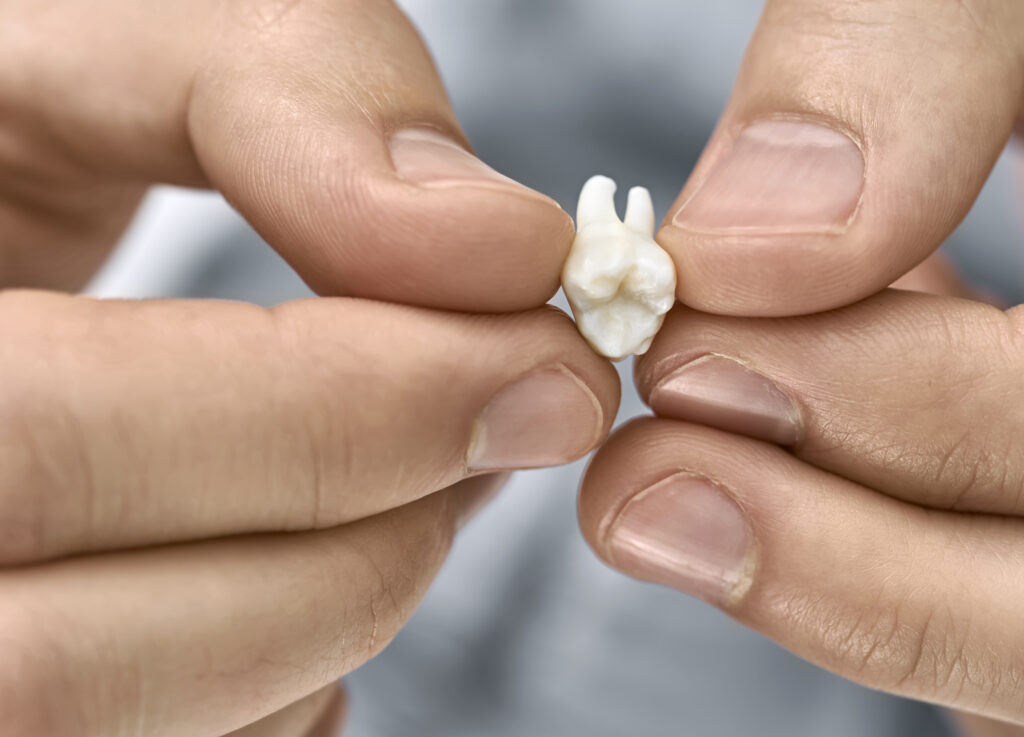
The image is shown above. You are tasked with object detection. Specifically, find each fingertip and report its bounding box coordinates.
[465,310,622,473]
[578,415,1024,720]
[670,119,865,236]
[657,0,1024,316]
[656,115,880,316]
[387,127,561,209]
[577,417,670,557]
[524,305,623,444]
[188,3,574,313]
[275,127,574,311]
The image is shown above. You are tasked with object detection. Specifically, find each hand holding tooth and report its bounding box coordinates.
[561,176,677,361]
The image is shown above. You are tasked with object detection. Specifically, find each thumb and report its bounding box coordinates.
[4,0,571,310]
[189,0,572,310]
[660,0,1024,316]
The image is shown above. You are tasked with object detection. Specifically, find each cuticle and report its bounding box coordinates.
[551,362,606,453]
[385,124,565,211]
[383,119,471,150]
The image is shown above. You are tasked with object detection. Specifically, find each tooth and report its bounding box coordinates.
[623,186,655,235]
[561,175,677,361]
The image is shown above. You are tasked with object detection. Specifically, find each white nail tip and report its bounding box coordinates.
[561,175,677,361]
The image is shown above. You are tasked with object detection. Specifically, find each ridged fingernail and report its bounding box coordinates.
[389,128,544,199]
[467,365,603,471]
[608,474,753,605]
[673,120,864,233]
[650,355,802,446]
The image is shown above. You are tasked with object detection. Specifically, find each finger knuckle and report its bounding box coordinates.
[940,435,1024,512]
[332,505,454,669]
[844,599,974,698]
[774,585,977,698]
[790,588,913,682]
[888,605,969,696]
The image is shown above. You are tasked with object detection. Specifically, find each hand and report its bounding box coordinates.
[655,0,1024,316]
[586,1,1024,726]
[578,255,1024,726]
[0,2,608,734]
[0,0,571,309]
[0,292,618,737]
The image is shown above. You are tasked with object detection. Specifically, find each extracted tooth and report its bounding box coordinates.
[561,175,677,361]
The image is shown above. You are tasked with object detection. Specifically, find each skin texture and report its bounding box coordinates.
[0,296,619,737]
[580,1,1024,729]
[3,0,1024,735]
[580,0,1024,731]
[580,260,1024,728]
[658,0,1024,316]
[0,0,573,305]
[0,1,614,734]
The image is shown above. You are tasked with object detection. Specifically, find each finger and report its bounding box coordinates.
[953,713,1024,737]
[890,252,1003,306]
[889,253,975,299]
[634,291,1024,514]
[2,0,571,307]
[224,684,345,737]
[659,0,1024,316]
[303,690,346,737]
[0,181,144,292]
[579,419,1024,723]
[1,481,476,737]
[0,292,616,563]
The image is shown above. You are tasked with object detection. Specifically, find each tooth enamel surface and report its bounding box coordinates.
[561,175,677,361]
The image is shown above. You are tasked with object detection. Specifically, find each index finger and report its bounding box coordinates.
[0,291,618,564]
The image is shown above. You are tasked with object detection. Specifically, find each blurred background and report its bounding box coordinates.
[87,2,1024,735]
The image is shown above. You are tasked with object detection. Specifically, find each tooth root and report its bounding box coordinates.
[623,186,655,236]
[563,175,677,361]
[575,174,620,230]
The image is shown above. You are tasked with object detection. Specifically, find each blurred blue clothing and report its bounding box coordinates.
[90,2,1024,735]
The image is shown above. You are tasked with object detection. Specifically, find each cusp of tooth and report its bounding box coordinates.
[560,175,677,362]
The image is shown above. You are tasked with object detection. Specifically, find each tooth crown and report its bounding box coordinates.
[561,175,677,361]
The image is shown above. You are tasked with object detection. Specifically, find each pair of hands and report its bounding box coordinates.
[2,1,1023,736]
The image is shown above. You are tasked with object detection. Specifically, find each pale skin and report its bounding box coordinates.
[1,1,1023,736]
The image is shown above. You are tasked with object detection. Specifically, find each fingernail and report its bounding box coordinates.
[467,365,603,471]
[389,127,545,198]
[650,355,802,445]
[608,474,753,605]
[673,120,864,233]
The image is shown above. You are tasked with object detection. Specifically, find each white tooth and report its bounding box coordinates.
[623,185,655,236]
[561,175,677,362]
